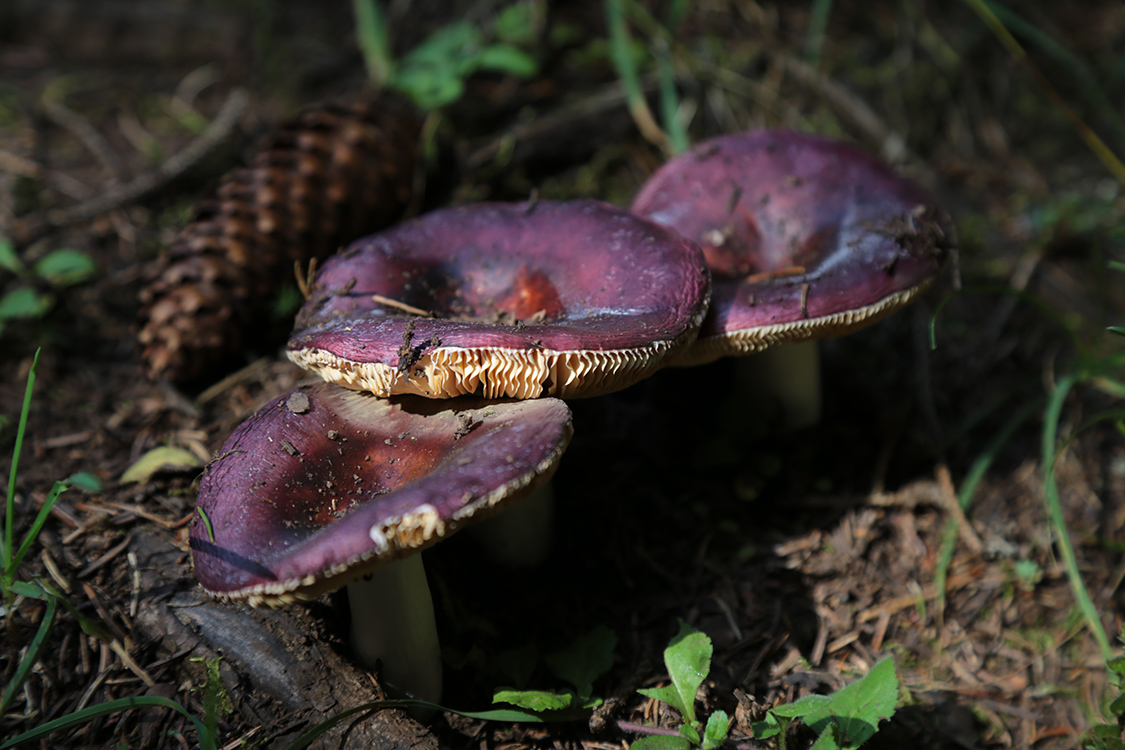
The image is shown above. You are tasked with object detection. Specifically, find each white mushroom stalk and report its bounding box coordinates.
[347,554,442,703]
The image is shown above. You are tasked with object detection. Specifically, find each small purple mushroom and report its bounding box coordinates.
[286,199,711,399]
[632,130,953,427]
[190,382,573,702]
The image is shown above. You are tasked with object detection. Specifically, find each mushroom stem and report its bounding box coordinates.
[347,554,443,704]
[737,340,821,431]
[469,483,555,567]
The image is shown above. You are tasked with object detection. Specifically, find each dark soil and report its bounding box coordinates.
[2,2,1125,749]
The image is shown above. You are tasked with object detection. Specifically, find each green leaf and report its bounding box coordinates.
[785,658,899,750]
[492,688,573,712]
[1109,326,1125,337]
[630,735,693,750]
[0,238,27,276]
[678,723,700,744]
[662,620,712,725]
[66,471,103,493]
[544,624,616,699]
[391,67,466,110]
[751,712,782,740]
[403,22,481,66]
[493,2,538,45]
[120,445,204,484]
[0,287,53,321]
[474,45,538,77]
[33,248,97,286]
[702,710,730,749]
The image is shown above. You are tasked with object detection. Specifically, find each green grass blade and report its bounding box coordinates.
[960,0,1125,185]
[0,591,57,717]
[605,0,667,152]
[804,0,834,66]
[9,480,67,576]
[655,42,688,154]
[352,0,394,87]
[4,348,40,574]
[0,695,215,750]
[984,1,1125,150]
[1041,373,1113,660]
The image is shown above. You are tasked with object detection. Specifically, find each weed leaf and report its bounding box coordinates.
[33,248,97,286]
[776,658,898,750]
[493,688,573,712]
[638,620,711,725]
[701,709,730,749]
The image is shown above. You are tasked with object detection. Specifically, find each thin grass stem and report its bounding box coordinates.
[1041,373,1113,660]
[4,348,40,581]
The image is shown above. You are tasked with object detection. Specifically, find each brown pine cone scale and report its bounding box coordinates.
[137,93,421,384]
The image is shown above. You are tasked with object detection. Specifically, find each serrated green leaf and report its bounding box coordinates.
[34,248,97,286]
[702,710,730,749]
[629,735,692,750]
[492,688,573,712]
[544,624,616,699]
[790,658,899,750]
[0,287,53,320]
[474,45,538,77]
[1109,691,1125,716]
[120,445,203,484]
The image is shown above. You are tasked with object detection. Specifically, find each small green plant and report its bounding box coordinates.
[491,624,617,718]
[352,0,540,111]
[751,658,898,750]
[631,620,730,750]
[0,239,97,337]
[1082,626,1125,749]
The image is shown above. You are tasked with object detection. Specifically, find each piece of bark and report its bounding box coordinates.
[130,529,437,749]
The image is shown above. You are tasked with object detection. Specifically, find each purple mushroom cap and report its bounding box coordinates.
[631,130,953,365]
[286,199,711,398]
[190,382,573,606]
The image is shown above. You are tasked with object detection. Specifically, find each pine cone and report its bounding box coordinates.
[137,92,422,383]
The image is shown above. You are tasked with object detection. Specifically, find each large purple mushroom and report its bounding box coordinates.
[286,199,711,399]
[632,130,953,426]
[190,381,573,702]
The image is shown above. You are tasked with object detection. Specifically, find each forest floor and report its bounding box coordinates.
[1,1,1125,749]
